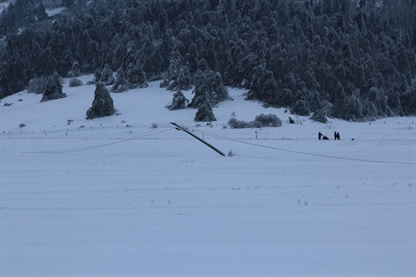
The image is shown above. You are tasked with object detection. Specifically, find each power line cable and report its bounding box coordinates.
[23,123,172,154]
[192,128,414,166]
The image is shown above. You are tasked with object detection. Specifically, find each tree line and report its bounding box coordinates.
[0,0,415,121]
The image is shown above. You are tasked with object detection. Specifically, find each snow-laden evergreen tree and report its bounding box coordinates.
[125,61,148,89]
[34,3,48,21]
[213,72,229,103]
[332,82,349,119]
[40,72,66,102]
[292,99,310,116]
[189,70,229,108]
[367,86,393,117]
[310,109,328,124]
[0,0,38,35]
[275,88,293,108]
[194,100,216,122]
[112,67,127,93]
[160,50,191,91]
[166,91,189,110]
[89,67,102,85]
[345,89,364,121]
[99,64,115,86]
[1,0,416,120]
[248,64,278,104]
[86,82,115,119]
[111,61,148,92]
[67,61,82,78]
[189,70,212,108]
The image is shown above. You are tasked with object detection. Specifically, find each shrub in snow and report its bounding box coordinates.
[254,114,282,127]
[28,77,46,94]
[228,119,242,129]
[166,91,189,110]
[228,118,249,129]
[86,82,115,119]
[40,72,66,102]
[69,78,83,87]
[228,114,282,129]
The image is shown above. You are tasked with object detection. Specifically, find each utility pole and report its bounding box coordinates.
[171,122,225,157]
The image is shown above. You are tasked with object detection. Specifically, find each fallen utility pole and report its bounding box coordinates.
[170,122,225,157]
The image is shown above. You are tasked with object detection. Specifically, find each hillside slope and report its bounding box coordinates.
[1,78,415,276]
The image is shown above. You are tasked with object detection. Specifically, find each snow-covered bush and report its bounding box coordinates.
[28,77,46,94]
[69,78,83,87]
[228,114,282,129]
[228,118,250,129]
[254,114,282,127]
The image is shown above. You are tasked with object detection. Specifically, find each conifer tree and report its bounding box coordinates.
[86,82,115,119]
[40,72,66,102]
[194,100,216,122]
[100,64,115,86]
[166,91,189,110]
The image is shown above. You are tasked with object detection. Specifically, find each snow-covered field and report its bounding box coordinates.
[1,76,415,276]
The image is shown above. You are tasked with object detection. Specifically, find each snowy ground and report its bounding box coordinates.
[1,76,415,276]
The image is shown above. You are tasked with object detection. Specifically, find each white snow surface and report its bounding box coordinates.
[1,76,415,276]
[0,1,11,14]
[45,7,66,17]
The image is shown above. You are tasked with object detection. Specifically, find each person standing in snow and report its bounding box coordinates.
[318,132,323,140]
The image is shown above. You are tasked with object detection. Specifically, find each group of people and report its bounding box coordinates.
[318,131,341,140]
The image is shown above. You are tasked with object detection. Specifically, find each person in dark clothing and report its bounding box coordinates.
[323,135,329,140]
[318,132,323,140]
[334,132,340,140]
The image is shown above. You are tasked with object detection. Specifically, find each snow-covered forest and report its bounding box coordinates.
[0,0,415,121]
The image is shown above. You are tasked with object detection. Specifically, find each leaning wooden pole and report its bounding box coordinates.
[170,122,225,157]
